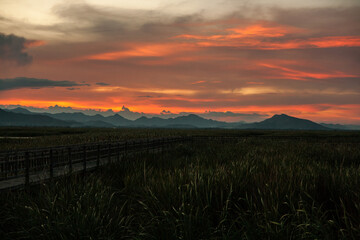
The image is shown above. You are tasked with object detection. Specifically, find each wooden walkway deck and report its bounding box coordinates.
[0,158,105,190]
[0,135,251,191]
[0,136,191,191]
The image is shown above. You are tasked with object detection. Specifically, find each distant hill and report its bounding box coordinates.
[2,108,357,130]
[133,116,168,127]
[0,109,76,127]
[106,114,132,126]
[242,114,329,130]
[40,112,131,127]
[170,114,227,128]
[5,107,35,115]
[320,123,360,130]
[133,114,226,128]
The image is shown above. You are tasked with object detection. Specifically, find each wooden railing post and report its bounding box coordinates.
[161,138,164,159]
[25,151,30,187]
[61,149,64,168]
[33,152,37,171]
[125,141,128,158]
[5,154,9,179]
[14,153,18,177]
[83,146,86,173]
[49,149,54,179]
[117,143,120,161]
[41,151,44,171]
[108,144,111,164]
[68,147,72,173]
[147,138,149,156]
[97,144,100,168]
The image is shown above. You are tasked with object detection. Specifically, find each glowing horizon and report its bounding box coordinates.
[1,0,360,124]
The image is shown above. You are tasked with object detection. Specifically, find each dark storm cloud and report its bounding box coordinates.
[0,33,33,65]
[0,77,90,91]
[96,82,110,86]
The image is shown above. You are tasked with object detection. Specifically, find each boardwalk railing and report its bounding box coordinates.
[0,135,254,190]
[0,136,192,190]
[2,134,320,190]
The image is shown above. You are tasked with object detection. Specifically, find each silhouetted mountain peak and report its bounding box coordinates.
[136,116,149,121]
[271,114,291,119]
[9,107,33,114]
[109,113,125,119]
[72,112,86,116]
[105,113,131,125]
[187,114,202,119]
[0,109,77,127]
[177,114,203,120]
[251,113,329,130]
[1,108,351,130]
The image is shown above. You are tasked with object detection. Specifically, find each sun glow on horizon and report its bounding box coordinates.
[1,0,359,124]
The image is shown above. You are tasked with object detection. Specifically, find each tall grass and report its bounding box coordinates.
[1,134,360,239]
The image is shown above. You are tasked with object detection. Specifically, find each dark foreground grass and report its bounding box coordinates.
[1,136,360,239]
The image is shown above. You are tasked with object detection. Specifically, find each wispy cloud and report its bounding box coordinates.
[174,23,360,50]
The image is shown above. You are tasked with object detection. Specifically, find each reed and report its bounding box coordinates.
[1,131,359,239]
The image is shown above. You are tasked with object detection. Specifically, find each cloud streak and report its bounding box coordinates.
[174,23,360,50]
[0,77,90,91]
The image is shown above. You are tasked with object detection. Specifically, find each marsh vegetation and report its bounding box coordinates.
[0,129,359,239]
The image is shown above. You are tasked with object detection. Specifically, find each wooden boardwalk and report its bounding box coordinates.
[0,159,95,190]
[0,135,252,191]
[0,136,191,190]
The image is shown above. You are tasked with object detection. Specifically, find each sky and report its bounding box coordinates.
[0,0,359,123]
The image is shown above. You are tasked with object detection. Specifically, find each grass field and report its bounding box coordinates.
[0,128,360,239]
[1,126,359,150]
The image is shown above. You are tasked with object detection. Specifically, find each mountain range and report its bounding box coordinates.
[1,107,359,130]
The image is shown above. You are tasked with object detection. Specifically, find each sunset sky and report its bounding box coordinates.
[0,0,359,123]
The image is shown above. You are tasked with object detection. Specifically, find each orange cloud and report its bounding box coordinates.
[174,34,224,40]
[84,43,195,61]
[226,23,301,38]
[253,36,360,50]
[137,55,212,66]
[191,80,206,85]
[193,36,360,50]
[92,86,198,96]
[24,40,46,48]
[247,82,264,85]
[259,63,357,80]
[220,86,358,96]
[174,22,360,50]
[175,22,300,40]
[308,36,360,48]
